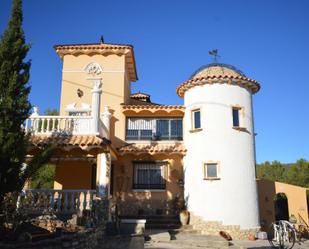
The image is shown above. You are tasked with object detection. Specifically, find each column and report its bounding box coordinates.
[91,79,102,134]
[101,106,111,139]
[97,152,111,198]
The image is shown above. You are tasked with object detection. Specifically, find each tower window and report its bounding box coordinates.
[232,107,240,127]
[192,109,201,130]
[204,163,220,180]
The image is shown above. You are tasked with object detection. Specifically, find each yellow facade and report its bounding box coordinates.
[257,179,309,230]
[40,43,186,215]
[112,154,184,215]
[60,53,130,148]
[54,161,94,189]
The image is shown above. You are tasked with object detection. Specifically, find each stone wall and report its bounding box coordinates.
[190,213,260,240]
[0,228,104,249]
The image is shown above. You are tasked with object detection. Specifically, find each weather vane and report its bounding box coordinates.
[209,49,220,62]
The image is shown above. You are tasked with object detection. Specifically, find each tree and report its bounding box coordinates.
[257,159,309,189]
[31,164,55,189]
[285,159,309,188]
[0,0,53,205]
[257,160,287,182]
[30,109,58,189]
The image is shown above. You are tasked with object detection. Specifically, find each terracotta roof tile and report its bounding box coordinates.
[29,134,108,148]
[117,142,186,155]
[130,92,150,98]
[54,43,133,50]
[176,74,260,97]
[130,92,151,103]
[122,105,185,110]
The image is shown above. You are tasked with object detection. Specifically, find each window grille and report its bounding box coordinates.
[126,118,183,140]
[133,162,166,189]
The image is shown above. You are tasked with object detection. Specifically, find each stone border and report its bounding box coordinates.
[190,213,260,240]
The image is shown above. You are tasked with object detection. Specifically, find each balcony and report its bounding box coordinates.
[24,116,95,135]
[23,106,111,138]
[126,118,183,141]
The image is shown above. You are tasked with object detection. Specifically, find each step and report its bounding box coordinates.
[147,232,234,248]
[145,219,181,224]
[120,215,181,230]
[146,223,181,229]
[147,231,171,242]
[119,215,179,220]
[171,234,230,248]
[169,227,201,235]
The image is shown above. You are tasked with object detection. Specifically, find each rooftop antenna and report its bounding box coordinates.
[209,49,220,62]
[100,36,104,44]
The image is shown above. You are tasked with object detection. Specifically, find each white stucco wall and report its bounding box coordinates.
[183,83,260,229]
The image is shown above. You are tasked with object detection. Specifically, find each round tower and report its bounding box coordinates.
[177,63,261,236]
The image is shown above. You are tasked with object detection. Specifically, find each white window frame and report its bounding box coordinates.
[203,162,220,180]
[191,108,202,131]
[232,106,246,131]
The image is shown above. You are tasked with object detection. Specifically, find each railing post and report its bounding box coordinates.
[47,118,50,133]
[70,192,75,211]
[51,191,55,209]
[25,119,29,131]
[64,192,68,211]
[52,118,56,131]
[89,191,93,209]
[57,118,61,132]
[57,191,61,211]
[77,192,81,211]
[83,191,87,210]
[30,107,40,134]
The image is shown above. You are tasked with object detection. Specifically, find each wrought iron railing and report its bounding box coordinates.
[126,118,183,141]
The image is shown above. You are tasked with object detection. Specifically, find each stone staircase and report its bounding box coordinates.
[120,215,182,230]
[120,214,253,248]
[141,214,252,249]
[145,231,248,249]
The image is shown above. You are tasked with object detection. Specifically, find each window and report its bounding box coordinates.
[133,162,166,190]
[156,119,169,139]
[126,118,183,140]
[232,107,240,127]
[170,119,183,139]
[192,109,201,130]
[204,163,220,180]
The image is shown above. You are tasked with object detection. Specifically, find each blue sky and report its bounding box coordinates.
[1,0,308,163]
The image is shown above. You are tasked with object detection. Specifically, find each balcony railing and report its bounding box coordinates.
[19,189,96,213]
[126,118,183,141]
[24,116,95,135]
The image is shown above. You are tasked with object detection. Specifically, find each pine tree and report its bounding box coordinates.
[0,0,53,205]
